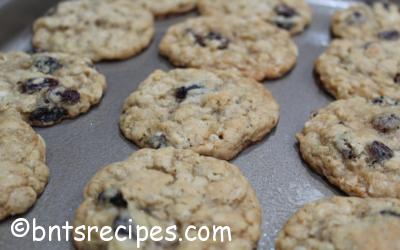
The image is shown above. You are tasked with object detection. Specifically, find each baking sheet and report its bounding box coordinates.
[0,0,364,249]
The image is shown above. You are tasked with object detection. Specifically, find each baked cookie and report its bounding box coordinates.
[332,2,400,39]
[159,16,298,81]
[316,39,400,100]
[197,0,312,35]
[33,0,154,62]
[0,108,49,220]
[120,69,280,160]
[136,0,196,17]
[74,148,261,249]
[0,52,107,126]
[276,196,400,250]
[297,97,400,198]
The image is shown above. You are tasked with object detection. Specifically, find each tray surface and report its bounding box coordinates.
[0,0,361,249]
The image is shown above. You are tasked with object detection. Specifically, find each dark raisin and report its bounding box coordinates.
[98,189,127,208]
[206,31,230,50]
[380,210,400,217]
[59,90,80,104]
[186,29,206,47]
[274,4,298,18]
[368,141,394,163]
[175,84,202,101]
[29,106,67,125]
[34,56,63,74]
[346,11,365,25]
[394,73,400,84]
[372,114,400,132]
[148,134,168,149]
[371,97,399,106]
[113,214,137,239]
[377,30,400,41]
[341,141,356,160]
[20,78,59,94]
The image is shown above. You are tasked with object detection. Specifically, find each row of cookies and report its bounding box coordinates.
[0,0,298,249]
[276,2,400,249]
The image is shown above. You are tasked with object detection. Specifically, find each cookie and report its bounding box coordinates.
[159,16,298,81]
[73,148,261,249]
[297,97,400,198]
[33,0,154,62]
[0,108,49,220]
[0,52,107,126]
[120,69,280,160]
[315,39,400,100]
[332,2,400,39]
[276,196,400,250]
[197,0,312,35]
[136,0,196,17]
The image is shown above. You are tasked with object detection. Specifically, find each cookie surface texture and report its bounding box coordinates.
[120,69,280,160]
[297,97,400,198]
[159,16,298,81]
[33,0,154,61]
[74,148,262,250]
[0,108,49,220]
[276,196,400,250]
[0,52,107,126]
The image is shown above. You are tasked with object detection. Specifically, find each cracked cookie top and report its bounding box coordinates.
[0,52,106,126]
[159,16,298,81]
[74,148,261,250]
[316,39,400,100]
[33,0,154,61]
[198,0,311,35]
[297,97,400,198]
[332,2,400,39]
[135,0,196,17]
[0,108,48,220]
[276,196,400,250]
[120,69,279,160]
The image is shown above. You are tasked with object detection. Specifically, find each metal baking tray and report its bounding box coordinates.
[0,0,370,249]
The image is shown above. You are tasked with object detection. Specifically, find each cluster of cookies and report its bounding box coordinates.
[2,0,399,249]
[276,2,400,250]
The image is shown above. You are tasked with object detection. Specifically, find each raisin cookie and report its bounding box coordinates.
[332,2,400,39]
[135,0,196,17]
[316,39,400,100]
[276,196,400,250]
[0,52,106,126]
[197,0,312,35]
[159,16,298,81]
[297,97,400,198]
[33,0,154,62]
[120,69,280,160]
[74,148,261,250]
[0,108,49,220]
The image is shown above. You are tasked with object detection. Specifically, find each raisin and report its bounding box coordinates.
[340,141,356,160]
[394,73,400,84]
[377,30,400,41]
[275,20,295,30]
[175,84,202,101]
[368,141,394,163]
[206,31,230,50]
[20,78,59,94]
[380,210,400,217]
[371,97,399,106]
[98,189,127,208]
[29,106,67,125]
[113,214,136,238]
[59,90,80,104]
[274,4,298,18]
[148,134,168,149]
[372,114,400,132]
[34,56,63,74]
[346,11,365,25]
[186,29,206,47]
